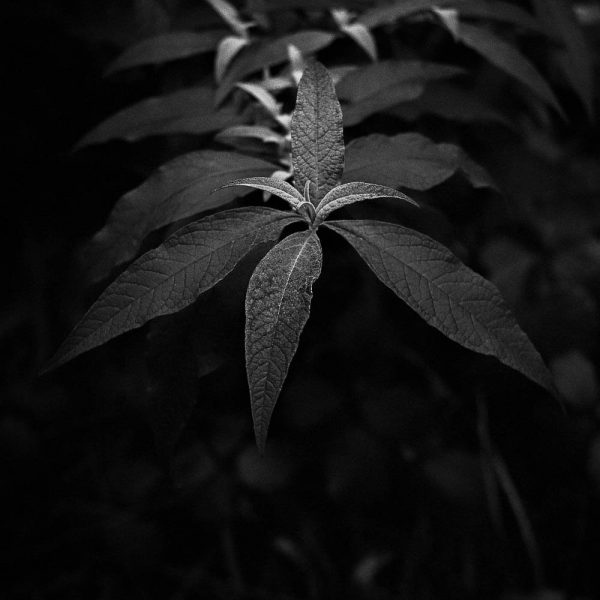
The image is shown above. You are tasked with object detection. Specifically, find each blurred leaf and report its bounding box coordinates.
[86,151,278,281]
[340,21,378,61]
[437,143,497,189]
[105,30,227,75]
[215,35,250,81]
[205,0,250,37]
[326,219,555,393]
[216,125,286,145]
[236,82,280,117]
[550,350,598,410]
[76,86,243,148]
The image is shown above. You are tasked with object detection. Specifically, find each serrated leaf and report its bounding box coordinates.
[325,219,554,393]
[215,35,250,81]
[343,133,459,191]
[105,30,227,76]
[315,182,418,225]
[76,86,242,149]
[457,23,564,117]
[245,231,323,452]
[218,177,305,211]
[216,30,336,104]
[291,61,345,204]
[46,207,300,372]
[337,60,465,126]
[86,151,278,282]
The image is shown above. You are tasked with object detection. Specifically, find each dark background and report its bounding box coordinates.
[3,1,600,599]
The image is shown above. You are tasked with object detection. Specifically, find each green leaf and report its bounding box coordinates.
[457,23,564,117]
[343,133,459,191]
[315,182,418,225]
[76,86,242,149]
[86,151,278,282]
[46,207,300,372]
[291,61,345,204]
[325,219,554,393]
[216,30,336,104]
[104,30,227,75]
[245,231,323,452]
[218,177,305,211]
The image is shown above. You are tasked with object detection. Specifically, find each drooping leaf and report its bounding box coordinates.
[343,133,459,191]
[245,231,323,452]
[291,61,345,204]
[86,151,278,282]
[105,30,227,75]
[315,182,418,225]
[532,0,594,118]
[218,177,305,211]
[337,60,465,126]
[76,86,242,149]
[215,35,250,81]
[325,219,554,393]
[457,23,564,117]
[216,30,336,103]
[46,207,300,372]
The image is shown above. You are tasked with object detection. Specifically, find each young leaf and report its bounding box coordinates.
[291,61,345,204]
[325,219,554,393]
[315,182,418,225]
[218,177,305,211]
[76,86,242,149]
[245,231,323,452]
[46,208,300,372]
[457,23,564,117]
[104,30,227,76]
[86,151,278,282]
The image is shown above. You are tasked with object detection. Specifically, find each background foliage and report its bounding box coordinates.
[4,0,600,598]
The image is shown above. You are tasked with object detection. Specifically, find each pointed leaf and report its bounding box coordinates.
[291,61,345,204]
[341,23,378,61]
[325,219,554,393]
[215,35,250,81]
[105,30,227,76]
[437,143,497,189]
[46,207,300,372]
[76,86,242,149]
[86,151,278,282]
[218,177,305,211]
[245,231,323,452]
[457,23,564,116]
[315,182,418,224]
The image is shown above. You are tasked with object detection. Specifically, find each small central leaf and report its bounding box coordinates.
[291,60,345,205]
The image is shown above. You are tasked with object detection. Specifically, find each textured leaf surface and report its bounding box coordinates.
[457,23,564,116]
[47,208,300,371]
[105,30,227,75]
[245,231,323,452]
[343,133,459,191]
[291,61,345,204]
[325,219,554,392]
[76,86,241,148]
[219,177,305,211]
[87,151,278,282]
[315,182,418,224]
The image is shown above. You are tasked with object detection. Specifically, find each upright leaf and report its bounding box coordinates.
[291,61,345,204]
[325,219,554,393]
[245,231,323,452]
[86,151,278,282]
[46,208,300,372]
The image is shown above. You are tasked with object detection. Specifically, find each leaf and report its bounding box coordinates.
[216,125,285,145]
[245,231,323,452]
[337,60,465,126]
[438,143,497,189]
[216,30,336,104]
[340,22,378,61]
[76,86,242,149]
[218,177,305,211]
[315,182,418,225]
[45,207,300,372]
[532,0,594,118]
[343,133,459,191]
[457,23,564,117]
[206,0,250,37]
[291,61,345,204]
[325,219,554,393]
[236,82,280,117]
[215,35,250,81]
[105,30,227,76]
[86,151,278,282]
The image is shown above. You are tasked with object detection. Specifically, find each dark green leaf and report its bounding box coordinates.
[219,177,306,211]
[245,231,322,452]
[325,219,554,393]
[291,61,345,204]
[46,208,300,372]
[87,151,278,282]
